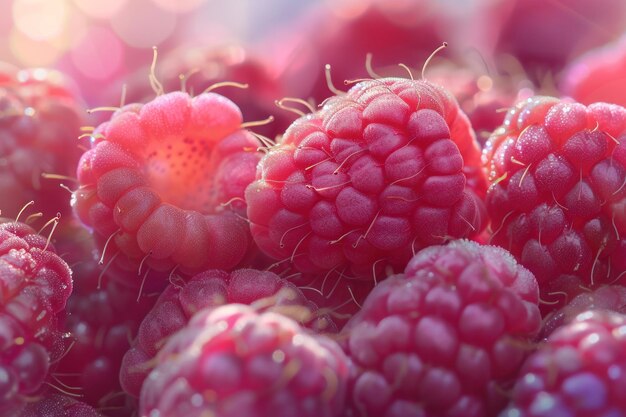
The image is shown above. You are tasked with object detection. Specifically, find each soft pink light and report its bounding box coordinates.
[110,0,177,48]
[71,27,124,80]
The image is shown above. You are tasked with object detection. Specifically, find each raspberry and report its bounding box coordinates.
[483,96,626,308]
[52,228,156,411]
[541,285,626,339]
[113,44,290,140]
[493,0,626,78]
[500,310,626,417]
[73,91,262,279]
[0,68,85,219]
[19,392,101,417]
[561,35,626,108]
[343,240,541,417]
[139,304,349,417]
[120,268,334,398]
[0,219,73,415]
[246,76,486,280]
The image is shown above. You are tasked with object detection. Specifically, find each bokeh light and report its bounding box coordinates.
[71,27,124,80]
[110,0,177,48]
[150,0,207,14]
[72,0,129,19]
[12,0,68,41]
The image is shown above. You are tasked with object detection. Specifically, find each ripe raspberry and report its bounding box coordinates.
[500,310,626,417]
[483,96,626,308]
[120,268,334,398]
[343,240,541,417]
[140,304,349,417]
[246,76,486,280]
[541,285,626,339]
[73,91,262,278]
[114,44,291,140]
[561,35,626,108]
[52,226,156,411]
[493,0,626,78]
[19,392,101,417]
[0,219,73,415]
[0,68,85,219]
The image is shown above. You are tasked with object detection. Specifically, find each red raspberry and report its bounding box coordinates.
[500,310,626,417]
[73,91,262,279]
[343,240,541,417]
[140,304,349,417]
[541,285,626,339]
[0,219,73,415]
[493,0,626,78]
[120,268,334,398]
[561,35,626,108]
[19,392,101,417]
[112,44,291,140]
[483,96,626,308]
[246,76,486,280]
[0,68,85,219]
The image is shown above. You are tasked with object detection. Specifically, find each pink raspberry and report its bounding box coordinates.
[561,34,626,108]
[19,392,102,417]
[541,285,626,339]
[0,219,73,415]
[483,96,626,309]
[0,68,85,219]
[73,91,262,279]
[500,310,626,417]
[120,268,334,398]
[246,77,486,281]
[343,240,541,417]
[140,304,349,417]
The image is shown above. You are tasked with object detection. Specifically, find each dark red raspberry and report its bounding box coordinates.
[343,240,541,417]
[140,304,349,417]
[73,91,262,280]
[120,268,334,398]
[246,76,486,281]
[51,222,155,413]
[493,0,626,79]
[483,96,626,309]
[0,219,73,415]
[561,34,626,108]
[19,392,102,417]
[541,285,626,339]
[0,68,85,219]
[500,310,626,417]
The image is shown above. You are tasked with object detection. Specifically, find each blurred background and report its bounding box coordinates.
[1,0,626,130]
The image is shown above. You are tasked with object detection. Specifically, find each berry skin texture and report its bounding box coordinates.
[0,68,85,219]
[246,77,486,280]
[500,310,626,417]
[483,96,626,308]
[343,240,541,417]
[120,268,335,398]
[541,285,626,339]
[0,220,73,415]
[140,304,349,417]
[73,91,262,278]
[19,392,102,417]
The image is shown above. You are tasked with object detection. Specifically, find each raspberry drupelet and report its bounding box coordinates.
[73,91,262,279]
[342,240,541,417]
[139,304,349,417]
[500,310,626,417]
[483,96,626,310]
[0,219,73,415]
[246,75,486,282]
[120,268,335,398]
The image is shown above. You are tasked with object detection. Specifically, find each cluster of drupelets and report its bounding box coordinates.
[2,5,626,417]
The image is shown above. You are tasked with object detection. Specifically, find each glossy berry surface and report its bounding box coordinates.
[140,304,349,417]
[343,240,541,417]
